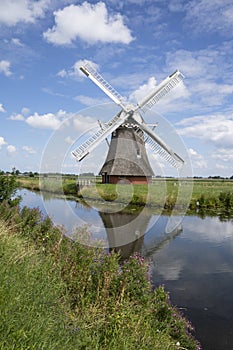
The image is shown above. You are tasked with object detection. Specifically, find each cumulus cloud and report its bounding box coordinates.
[7,145,16,155]
[0,136,7,148]
[64,136,74,145]
[128,74,189,114]
[165,46,233,106]
[25,109,68,130]
[74,95,108,106]
[21,107,30,115]
[0,0,50,26]
[0,104,6,113]
[212,148,233,163]
[176,114,233,148]
[9,113,25,121]
[0,60,12,77]
[188,148,207,169]
[73,114,98,132]
[129,76,157,102]
[58,59,99,79]
[43,2,134,45]
[183,0,233,36]
[22,146,36,154]
[11,38,24,46]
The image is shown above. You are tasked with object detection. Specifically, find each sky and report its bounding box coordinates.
[0,0,233,177]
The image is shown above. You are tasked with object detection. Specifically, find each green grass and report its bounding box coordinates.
[0,223,78,350]
[0,202,200,350]
[17,175,233,212]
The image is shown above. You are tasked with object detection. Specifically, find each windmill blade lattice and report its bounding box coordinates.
[72,110,129,161]
[134,121,184,167]
[144,133,183,168]
[72,63,185,182]
[136,70,184,113]
[80,64,126,109]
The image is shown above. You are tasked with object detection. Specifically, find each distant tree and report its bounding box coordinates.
[11,167,20,176]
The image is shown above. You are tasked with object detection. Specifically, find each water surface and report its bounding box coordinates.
[18,189,233,350]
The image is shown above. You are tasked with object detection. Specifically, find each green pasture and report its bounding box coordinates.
[17,175,233,211]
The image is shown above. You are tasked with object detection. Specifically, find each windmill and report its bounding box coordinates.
[72,63,184,184]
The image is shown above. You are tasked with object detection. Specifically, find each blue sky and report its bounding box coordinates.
[0,0,233,177]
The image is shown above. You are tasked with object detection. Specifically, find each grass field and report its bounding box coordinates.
[17,175,233,212]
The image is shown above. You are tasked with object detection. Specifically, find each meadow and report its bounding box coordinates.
[17,175,233,212]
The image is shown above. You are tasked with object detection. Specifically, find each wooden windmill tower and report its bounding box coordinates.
[72,64,184,184]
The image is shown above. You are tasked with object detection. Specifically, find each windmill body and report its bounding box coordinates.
[100,122,154,184]
[72,64,185,183]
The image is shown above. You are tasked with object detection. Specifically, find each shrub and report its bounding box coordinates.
[0,173,17,202]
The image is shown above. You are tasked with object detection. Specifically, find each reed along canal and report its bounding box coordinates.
[18,188,233,350]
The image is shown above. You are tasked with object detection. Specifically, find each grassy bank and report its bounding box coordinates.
[17,176,233,212]
[0,201,200,350]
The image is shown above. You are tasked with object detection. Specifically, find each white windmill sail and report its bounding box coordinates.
[136,70,184,113]
[80,64,126,110]
[72,110,130,161]
[73,63,184,167]
[138,122,184,167]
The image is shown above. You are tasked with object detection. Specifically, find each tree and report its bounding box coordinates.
[0,172,18,202]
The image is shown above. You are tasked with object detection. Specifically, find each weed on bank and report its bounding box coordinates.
[0,201,201,350]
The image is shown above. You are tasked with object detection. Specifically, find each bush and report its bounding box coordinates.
[0,173,17,202]
[219,191,233,210]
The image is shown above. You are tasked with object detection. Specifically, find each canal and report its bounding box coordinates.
[18,188,233,350]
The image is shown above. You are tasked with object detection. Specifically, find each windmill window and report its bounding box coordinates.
[137,149,141,158]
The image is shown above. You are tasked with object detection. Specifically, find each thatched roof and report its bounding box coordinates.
[99,126,154,177]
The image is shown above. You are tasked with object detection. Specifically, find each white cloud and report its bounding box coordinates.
[25,109,68,130]
[58,59,99,79]
[127,75,189,114]
[166,48,219,79]
[74,95,108,107]
[73,114,98,133]
[43,2,134,45]
[129,76,157,102]
[212,148,233,163]
[0,136,7,148]
[7,145,16,155]
[188,148,207,169]
[11,38,24,46]
[0,0,50,26]
[0,60,12,77]
[0,104,6,113]
[177,114,233,148]
[64,136,74,145]
[9,113,25,121]
[164,42,233,116]
[184,0,233,36]
[21,107,30,115]
[22,146,36,154]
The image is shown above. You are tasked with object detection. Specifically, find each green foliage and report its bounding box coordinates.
[219,191,233,210]
[0,202,201,350]
[0,172,17,202]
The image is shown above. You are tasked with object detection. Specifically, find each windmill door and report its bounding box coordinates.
[102,172,110,184]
